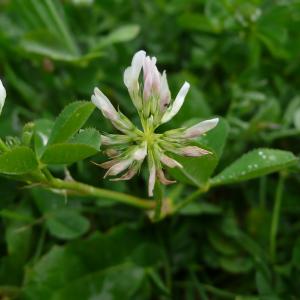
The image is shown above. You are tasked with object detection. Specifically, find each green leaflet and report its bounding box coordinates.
[0,146,38,175]
[211,148,298,186]
[47,101,95,145]
[41,128,101,165]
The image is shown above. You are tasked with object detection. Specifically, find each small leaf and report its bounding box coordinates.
[42,128,101,164]
[34,119,54,157]
[211,149,298,186]
[96,25,140,48]
[41,143,99,165]
[69,128,101,149]
[47,101,95,145]
[219,256,253,274]
[0,146,38,175]
[46,210,90,240]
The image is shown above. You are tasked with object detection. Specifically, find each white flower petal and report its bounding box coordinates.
[183,118,219,139]
[133,144,147,161]
[123,67,133,89]
[92,87,119,121]
[0,79,6,115]
[160,154,182,168]
[161,81,190,124]
[148,165,156,197]
[132,50,146,75]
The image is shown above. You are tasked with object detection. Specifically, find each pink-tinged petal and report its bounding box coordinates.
[92,88,119,121]
[160,154,183,168]
[0,79,6,115]
[92,159,118,169]
[161,81,190,124]
[104,159,132,177]
[152,67,161,93]
[110,165,139,181]
[159,71,171,111]
[148,165,156,197]
[143,73,153,100]
[157,169,176,185]
[179,146,211,157]
[183,118,219,139]
[105,149,119,158]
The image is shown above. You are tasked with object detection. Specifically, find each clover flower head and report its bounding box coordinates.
[91,50,219,197]
[0,79,6,115]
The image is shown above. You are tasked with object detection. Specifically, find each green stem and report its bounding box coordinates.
[153,182,164,221]
[259,176,267,209]
[173,184,209,213]
[45,177,155,210]
[270,173,285,263]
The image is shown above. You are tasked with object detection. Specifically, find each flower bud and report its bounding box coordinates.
[0,79,6,115]
[160,154,182,168]
[179,146,211,157]
[92,88,119,121]
[111,164,139,181]
[104,158,132,178]
[183,118,219,139]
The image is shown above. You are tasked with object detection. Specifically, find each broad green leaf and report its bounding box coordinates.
[47,101,95,145]
[41,129,101,165]
[168,118,229,187]
[0,146,38,175]
[51,264,145,300]
[46,210,90,240]
[23,226,162,300]
[211,149,298,186]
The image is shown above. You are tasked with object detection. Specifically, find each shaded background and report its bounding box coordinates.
[0,0,300,299]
